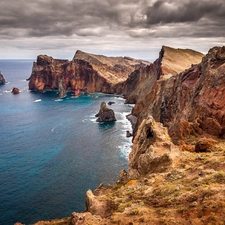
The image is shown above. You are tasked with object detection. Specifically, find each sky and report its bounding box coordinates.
[0,0,224,61]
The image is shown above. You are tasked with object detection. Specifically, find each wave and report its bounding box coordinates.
[51,123,62,132]
[33,99,42,103]
[117,142,132,158]
[51,126,57,132]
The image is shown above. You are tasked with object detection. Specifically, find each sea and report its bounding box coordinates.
[0,60,133,225]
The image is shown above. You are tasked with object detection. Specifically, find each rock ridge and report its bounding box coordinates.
[28,51,149,96]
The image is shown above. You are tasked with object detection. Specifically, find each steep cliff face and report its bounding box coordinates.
[28,51,149,95]
[74,50,149,86]
[125,46,204,118]
[131,46,225,144]
[0,73,5,84]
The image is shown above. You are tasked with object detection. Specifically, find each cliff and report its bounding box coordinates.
[28,51,149,95]
[18,46,225,225]
[131,46,225,145]
[29,116,225,225]
[0,72,5,84]
[74,50,149,85]
[124,46,204,104]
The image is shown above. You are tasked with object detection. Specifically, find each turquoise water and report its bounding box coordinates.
[0,60,133,224]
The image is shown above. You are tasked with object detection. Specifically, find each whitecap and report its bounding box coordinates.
[3,90,11,93]
[118,143,132,159]
[51,126,57,132]
[33,99,41,103]
[55,99,63,102]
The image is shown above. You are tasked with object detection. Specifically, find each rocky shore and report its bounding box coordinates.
[16,46,225,225]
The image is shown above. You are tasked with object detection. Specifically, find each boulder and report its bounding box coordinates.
[126,130,133,137]
[95,102,116,122]
[108,101,115,105]
[11,87,19,94]
[195,138,219,152]
[85,189,114,218]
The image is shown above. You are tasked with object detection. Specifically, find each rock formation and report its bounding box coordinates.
[11,87,19,94]
[129,46,225,144]
[95,102,116,122]
[58,78,67,98]
[19,46,225,225]
[74,50,149,86]
[28,51,149,96]
[0,73,5,84]
[124,45,204,104]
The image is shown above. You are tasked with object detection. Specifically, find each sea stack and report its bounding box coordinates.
[11,87,20,94]
[0,73,5,84]
[95,101,116,122]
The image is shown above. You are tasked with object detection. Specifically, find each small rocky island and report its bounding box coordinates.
[0,72,5,84]
[11,87,20,94]
[95,101,116,122]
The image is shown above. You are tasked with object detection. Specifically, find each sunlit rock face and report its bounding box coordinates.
[28,51,149,96]
[129,46,225,144]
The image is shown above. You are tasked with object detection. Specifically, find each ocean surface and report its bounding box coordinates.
[0,60,133,225]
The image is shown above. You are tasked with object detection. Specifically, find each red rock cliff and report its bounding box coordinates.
[28,51,149,95]
[130,46,225,144]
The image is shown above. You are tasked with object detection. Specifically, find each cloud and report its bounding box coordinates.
[145,0,223,24]
[0,0,224,59]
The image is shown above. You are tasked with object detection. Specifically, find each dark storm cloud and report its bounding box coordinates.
[0,0,224,39]
[0,0,224,59]
[145,0,223,24]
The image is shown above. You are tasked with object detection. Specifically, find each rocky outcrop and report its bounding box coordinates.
[128,116,175,177]
[58,78,67,98]
[74,50,149,86]
[28,52,149,96]
[11,87,19,94]
[125,45,204,106]
[0,73,5,84]
[95,102,116,122]
[130,46,225,144]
